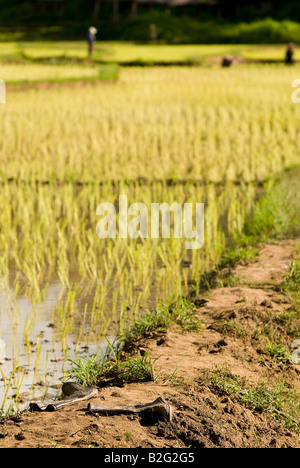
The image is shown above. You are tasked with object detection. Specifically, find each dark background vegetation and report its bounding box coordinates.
[1,0,300,42]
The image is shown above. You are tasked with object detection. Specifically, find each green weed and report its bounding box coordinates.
[245,174,300,242]
[220,320,248,338]
[267,343,292,365]
[284,259,300,291]
[67,339,154,387]
[201,367,300,433]
[121,298,203,349]
[220,246,258,268]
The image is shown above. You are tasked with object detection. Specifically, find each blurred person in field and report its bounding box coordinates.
[221,55,238,67]
[285,43,295,65]
[87,26,98,57]
[222,55,234,67]
[149,24,157,42]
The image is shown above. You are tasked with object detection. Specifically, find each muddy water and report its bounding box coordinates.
[0,279,112,412]
[0,272,170,413]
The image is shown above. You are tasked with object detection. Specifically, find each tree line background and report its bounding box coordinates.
[0,0,300,43]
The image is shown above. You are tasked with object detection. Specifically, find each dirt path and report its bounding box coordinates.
[0,240,299,448]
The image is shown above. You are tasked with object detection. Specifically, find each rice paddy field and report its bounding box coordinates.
[0,41,292,64]
[0,44,300,414]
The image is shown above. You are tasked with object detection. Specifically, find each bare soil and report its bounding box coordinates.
[0,240,299,448]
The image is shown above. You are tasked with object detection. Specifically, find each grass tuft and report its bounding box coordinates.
[267,343,292,365]
[201,367,300,433]
[121,297,203,349]
[67,338,154,387]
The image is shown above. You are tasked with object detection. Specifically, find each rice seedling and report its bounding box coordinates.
[0,376,13,416]
[1,66,300,183]
[23,308,36,351]
[0,354,24,416]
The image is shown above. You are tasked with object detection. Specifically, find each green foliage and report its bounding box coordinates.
[220,320,248,338]
[118,353,155,383]
[220,246,258,268]
[284,259,300,291]
[1,10,300,44]
[118,14,300,44]
[66,352,104,387]
[267,343,292,364]
[121,298,203,348]
[245,174,300,242]
[202,367,300,433]
[67,344,155,387]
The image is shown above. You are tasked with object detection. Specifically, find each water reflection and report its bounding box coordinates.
[0,279,109,412]
[0,274,167,413]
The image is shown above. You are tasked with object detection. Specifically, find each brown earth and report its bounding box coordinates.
[0,240,299,448]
